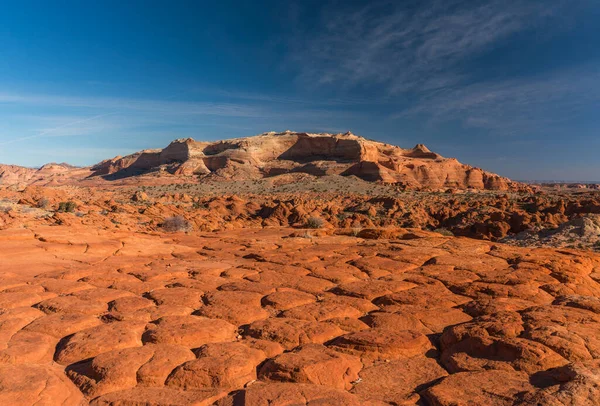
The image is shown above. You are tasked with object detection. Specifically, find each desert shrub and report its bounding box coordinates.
[434,227,454,237]
[57,201,76,213]
[305,216,325,229]
[161,215,193,232]
[192,201,208,209]
[37,197,50,209]
[351,227,362,237]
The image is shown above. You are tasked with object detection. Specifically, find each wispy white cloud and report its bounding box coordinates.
[396,65,600,134]
[0,92,267,117]
[194,88,382,107]
[0,88,373,150]
[0,113,118,146]
[27,146,134,159]
[284,0,600,138]
[288,0,565,93]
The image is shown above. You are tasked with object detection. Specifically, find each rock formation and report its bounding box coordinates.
[0,164,37,185]
[1,218,600,405]
[1,131,518,190]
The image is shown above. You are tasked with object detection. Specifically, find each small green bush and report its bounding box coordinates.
[57,201,76,213]
[37,197,50,209]
[351,227,362,237]
[161,216,193,232]
[433,227,454,237]
[306,216,325,229]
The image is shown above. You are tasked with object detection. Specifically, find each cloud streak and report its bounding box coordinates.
[284,0,600,139]
[0,92,268,118]
[0,113,119,146]
[0,87,373,151]
[396,65,600,135]
[289,0,564,93]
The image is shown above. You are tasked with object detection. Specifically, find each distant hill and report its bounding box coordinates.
[0,131,521,190]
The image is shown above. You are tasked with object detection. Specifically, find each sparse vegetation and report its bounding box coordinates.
[305,216,325,229]
[37,197,50,209]
[161,215,193,232]
[434,228,454,237]
[57,201,76,213]
[351,227,362,237]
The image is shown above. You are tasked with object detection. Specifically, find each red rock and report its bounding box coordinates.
[308,264,367,284]
[68,344,195,397]
[352,355,448,404]
[23,312,102,338]
[327,317,370,333]
[1,196,600,405]
[55,320,146,365]
[166,342,265,389]
[261,290,316,311]
[412,308,472,333]
[373,280,470,310]
[0,331,56,364]
[333,279,416,300]
[108,296,156,313]
[0,363,84,406]
[0,291,56,309]
[242,338,284,358]
[246,318,344,350]
[422,370,534,406]
[223,382,362,406]
[361,311,432,334]
[142,316,236,348]
[145,287,204,307]
[90,387,226,406]
[70,287,136,303]
[350,256,416,277]
[441,317,567,374]
[110,304,194,322]
[329,328,433,361]
[0,307,45,348]
[218,280,276,294]
[137,344,197,386]
[2,132,517,191]
[515,360,600,405]
[195,290,269,325]
[259,344,362,390]
[36,295,108,315]
[281,301,363,322]
[521,305,600,361]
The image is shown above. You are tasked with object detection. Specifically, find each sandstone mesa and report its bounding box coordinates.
[1,131,518,190]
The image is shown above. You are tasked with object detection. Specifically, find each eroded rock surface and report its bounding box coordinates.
[1,225,600,405]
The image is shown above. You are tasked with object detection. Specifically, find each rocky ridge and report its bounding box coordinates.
[4,185,599,247]
[1,131,518,190]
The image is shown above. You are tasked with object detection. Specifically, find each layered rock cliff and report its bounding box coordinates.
[0,164,37,185]
[1,131,519,190]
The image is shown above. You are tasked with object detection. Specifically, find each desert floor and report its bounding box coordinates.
[1,221,600,405]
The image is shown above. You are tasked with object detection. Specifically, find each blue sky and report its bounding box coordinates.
[0,0,599,180]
